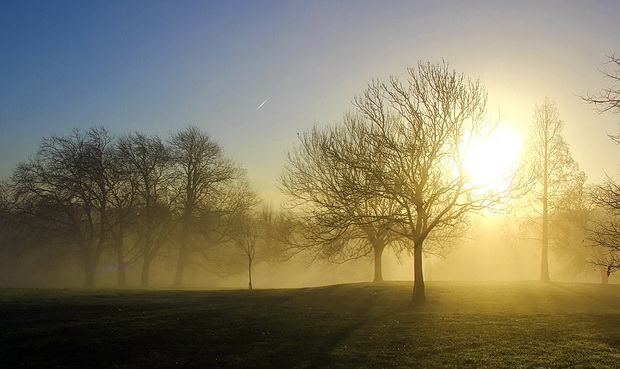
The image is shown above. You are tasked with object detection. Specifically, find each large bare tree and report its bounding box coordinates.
[587,182,620,280]
[284,62,504,304]
[280,115,405,282]
[8,128,115,287]
[168,126,244,288]
[582,54,620,142]
[582,54,620,279]
[349,61,504,304]
[519,98,584,282]
[116,132,174,287]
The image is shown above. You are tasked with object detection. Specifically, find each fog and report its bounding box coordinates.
[0,213,612,290]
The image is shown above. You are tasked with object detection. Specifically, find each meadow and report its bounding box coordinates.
[1,281,619,368]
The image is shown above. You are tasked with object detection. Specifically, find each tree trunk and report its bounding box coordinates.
[601,269,610,285]
[248,257,253,291]
[411,241,425,305]
[373,243,385,282]
[540,185,550,282]
[140,256,152,288]
[175,206,193,288]
[84,259,96,288]
[540,140,550,282]
[115,238,127,288]
[117,265,127,288]
[540,241,549,282]
[173,248,187,288]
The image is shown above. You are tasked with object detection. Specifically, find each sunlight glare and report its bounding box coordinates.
[464,125,523,192]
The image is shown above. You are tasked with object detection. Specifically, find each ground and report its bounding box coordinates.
[1,281,619,368]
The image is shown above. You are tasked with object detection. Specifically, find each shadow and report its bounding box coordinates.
[552,282,620,312]
[263,283,414,368]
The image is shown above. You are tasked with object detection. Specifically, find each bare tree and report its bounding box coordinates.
[232,213,259,290]
[518,98,584,282]
[588,179,620,280]
[0,181,59,286]
[280,115,405,282]
[349,61,506,304]
[549,179,596,281]
[116,132,174,287]
[230,205,279,290]
[581,54,620,280]
[283,62,502,304]
[582,54,620,142]
[168,126,244,288]
[7,128,115,287]
[193,178,259,277]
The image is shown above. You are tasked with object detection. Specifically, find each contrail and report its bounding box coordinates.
[255,99,268,111]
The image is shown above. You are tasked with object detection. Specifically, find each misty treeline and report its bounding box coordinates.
[499,55,620,286]
[0,126,291,289]
[1,59,620,301]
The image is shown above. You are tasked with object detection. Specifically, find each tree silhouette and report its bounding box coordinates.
[582,54,620,278]
[587,182,620,280]
[168,126,245,288]
[8,128,115,287]
[517,98,584,282]
[582,54,620,142]
[284,61,505,304]
[280,116,405,282]
[116,132,175,287]
[352,62,505,304]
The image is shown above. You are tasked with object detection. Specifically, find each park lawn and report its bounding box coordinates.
[1,281,619,368]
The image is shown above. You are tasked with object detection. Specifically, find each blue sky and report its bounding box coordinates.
[1,0,619,201]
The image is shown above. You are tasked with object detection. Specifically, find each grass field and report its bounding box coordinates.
[1,281,620,368]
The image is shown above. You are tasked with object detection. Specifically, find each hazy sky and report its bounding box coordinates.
[2,0,619,202]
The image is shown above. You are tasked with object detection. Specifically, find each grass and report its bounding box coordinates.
[1,281,620,368]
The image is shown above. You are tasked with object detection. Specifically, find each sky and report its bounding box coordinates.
[1,0,619,202]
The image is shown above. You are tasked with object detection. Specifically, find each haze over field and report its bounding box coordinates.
[1,1,620,292]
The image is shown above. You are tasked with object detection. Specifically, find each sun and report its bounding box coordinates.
[464,125,523,193]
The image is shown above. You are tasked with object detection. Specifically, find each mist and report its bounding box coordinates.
[0,212,611,290]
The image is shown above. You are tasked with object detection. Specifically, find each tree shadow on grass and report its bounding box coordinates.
[260,283,414,368]
[551,283,620,313]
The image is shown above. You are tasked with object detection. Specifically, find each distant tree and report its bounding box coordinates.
[549,179,596,281]
[116,133,174,287]
[518,98,584,282]
[0,182,43,283]
[0,194,59,286]
[582,54,620,281]
[104,140,141,287]
[280,115,405,282]
[7,128,115,287]
[582,54,620,142]
[193,178,259,279]
[168,126,245,288]
[232,212,259,290]
[230,204,279,290]
[587,180,620,281]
